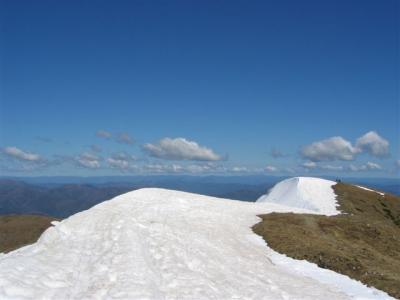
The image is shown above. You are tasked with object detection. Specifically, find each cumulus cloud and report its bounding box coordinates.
[265,165,278,172]
[349,162,382,172]
[116,133,134,145]
[301,136,358,162]
[143,137,223,161]
[0,147,62,172]
[96,130,112,139]
[301,131,390,163]
[76,152,101,169]
[355,131,389,157]
[3,147,42,162]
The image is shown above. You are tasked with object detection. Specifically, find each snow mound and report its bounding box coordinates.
[0,187,391,299]
[257,177,340,215]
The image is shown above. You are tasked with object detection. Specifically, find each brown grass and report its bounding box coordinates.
[253,183,400,298]
[0,214,58,253]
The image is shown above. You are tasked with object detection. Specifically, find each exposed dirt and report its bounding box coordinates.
[253,183,400,299]
[0,214,58,253]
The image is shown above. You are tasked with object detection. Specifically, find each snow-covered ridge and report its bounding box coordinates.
[0,182,392,299]
[257,177,340,216]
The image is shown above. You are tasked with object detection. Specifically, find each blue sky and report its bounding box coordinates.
[1,0,399,177]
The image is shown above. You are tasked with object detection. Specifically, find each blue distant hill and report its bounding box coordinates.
[0,176,398,218]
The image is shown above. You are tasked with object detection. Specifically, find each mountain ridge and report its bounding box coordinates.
[0,179,393,299]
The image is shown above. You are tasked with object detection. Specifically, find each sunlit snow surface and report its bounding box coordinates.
[257,177,340,215]
[0,180,393,299]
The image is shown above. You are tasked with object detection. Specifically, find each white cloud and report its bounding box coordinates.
[169,164,184,173]
[302,161,344,171]
[111,152,137,161]
[144,163,184,173]
[76,152,101,169]
[3,147,42,162]
[349,162,382,172]
[231,166,249,172]
[301,136,358,162]
[321,165,344,171]
[365,161,382,170]
[116,133,134,145]
[301,131,390,163]
[265,165,277,172]
[302,161,317,168]
[143,137,223,161]
[107,158,130,170]
[96,130,112,139]
[141,162,226,174]
[185,163,222,173]
[302,158,381,173]
[106,152,137,171]
[184,164,205,173]
[355,131,389,157]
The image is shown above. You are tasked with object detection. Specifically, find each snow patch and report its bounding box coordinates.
[257,177,340,216]
[356,185,385,196]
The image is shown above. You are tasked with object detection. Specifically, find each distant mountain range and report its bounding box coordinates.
[0,180,135,218]
[0,177,273,218]
[0,176,398,218]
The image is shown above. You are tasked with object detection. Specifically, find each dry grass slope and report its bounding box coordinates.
[0,215,58,253]
[253,183,400,299]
